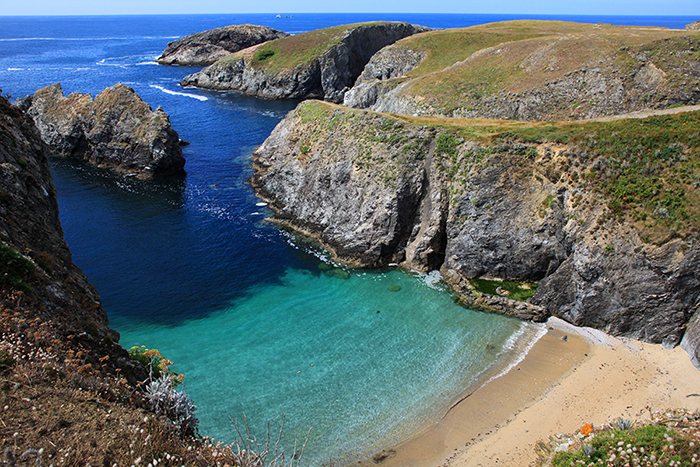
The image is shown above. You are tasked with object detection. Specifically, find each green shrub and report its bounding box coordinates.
[436,132,461,157]
[128,345,184,386]
[0,243,34,293]
[254,48,276,62]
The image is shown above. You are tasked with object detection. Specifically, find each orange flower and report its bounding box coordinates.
[580,423,594,436]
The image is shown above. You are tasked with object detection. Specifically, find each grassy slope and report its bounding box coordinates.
[380,21,700,114]
[296,100,700,241]
[219,22,383,72]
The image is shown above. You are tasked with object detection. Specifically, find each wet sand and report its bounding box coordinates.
[359,317,700,467]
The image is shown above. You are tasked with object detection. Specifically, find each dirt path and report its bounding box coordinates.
[591,104,700,122]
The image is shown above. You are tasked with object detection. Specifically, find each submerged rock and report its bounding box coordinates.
[19,83,185,179]
[157,24,289,66]
[181,22,430,103]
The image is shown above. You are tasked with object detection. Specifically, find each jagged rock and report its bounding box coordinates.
[687,21,700,31]
[157,24,289,66]
[343,44,424,108]
[181,22,430,103]
[19,83,185,179]
[251,100,700,364]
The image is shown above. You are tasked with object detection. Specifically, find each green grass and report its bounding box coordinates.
[226,22,383,72]
[387,21,700,115]
[468,278,539,301]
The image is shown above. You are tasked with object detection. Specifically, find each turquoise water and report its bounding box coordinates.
[120,266,537,465]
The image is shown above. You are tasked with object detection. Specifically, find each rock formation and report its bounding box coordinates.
[157,24,289,66]
[252,100,700,361]
[687,21,700,31]
[181,22,430,103]
[19,83,185,179]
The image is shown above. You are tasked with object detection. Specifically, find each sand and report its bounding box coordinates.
[360,317,700,467]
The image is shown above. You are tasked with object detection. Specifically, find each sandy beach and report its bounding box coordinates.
[360,317,700,467]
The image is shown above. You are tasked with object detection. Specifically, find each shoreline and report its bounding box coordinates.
[359,317,700,467]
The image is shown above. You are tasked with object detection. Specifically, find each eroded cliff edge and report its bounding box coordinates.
[252,100,700,360]
[18,83,186,179]
[181,22,430,103]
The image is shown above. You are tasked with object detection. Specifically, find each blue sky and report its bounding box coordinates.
[3,0,700,16]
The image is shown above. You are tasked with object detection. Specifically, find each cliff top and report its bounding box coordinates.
[157,23,289,66]
[353,20,700,119]
[221,21,419,72]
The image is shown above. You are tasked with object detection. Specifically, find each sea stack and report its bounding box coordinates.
[19,83,186,179]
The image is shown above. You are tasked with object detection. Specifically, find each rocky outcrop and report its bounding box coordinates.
[157,24,289,66]
[343,44,424,108]
[18,83,185,179]
[181,22,430,103]
[687,21,700,31]
[252,100,700,361]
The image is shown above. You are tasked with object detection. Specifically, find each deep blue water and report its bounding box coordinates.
[0,12,694,465]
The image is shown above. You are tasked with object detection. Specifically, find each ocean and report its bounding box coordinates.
[0,12,695,465]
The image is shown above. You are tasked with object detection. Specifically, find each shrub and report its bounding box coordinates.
[145,374,198,437]
[255,48,276,62]
[0,243,34,293]
[128,345,184,385]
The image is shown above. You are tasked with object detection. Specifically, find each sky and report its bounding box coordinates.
[3,0,700,16]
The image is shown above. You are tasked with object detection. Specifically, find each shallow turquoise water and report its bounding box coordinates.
[120,266,539,465]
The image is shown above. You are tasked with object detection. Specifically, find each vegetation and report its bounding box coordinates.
[551,413,700,467]
[468,277,539,302]
[128,344,184,385]
[0,242,35,293]
[231,22,382,71]
[383,21,700,116]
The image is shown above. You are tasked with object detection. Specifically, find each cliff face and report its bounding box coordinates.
[252,100,700,358]
[344,23,700,120]
[157,24,289,66]
[19,83,185,179]
[0,93,124,349]
[181,22,430,103]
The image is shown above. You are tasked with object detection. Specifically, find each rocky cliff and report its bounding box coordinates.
[157,24,289,66]
[0,92,149,377]
[344,21,700,120]
[181,22,430,103]
[18,83,185,179]
[252,100,700,360]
